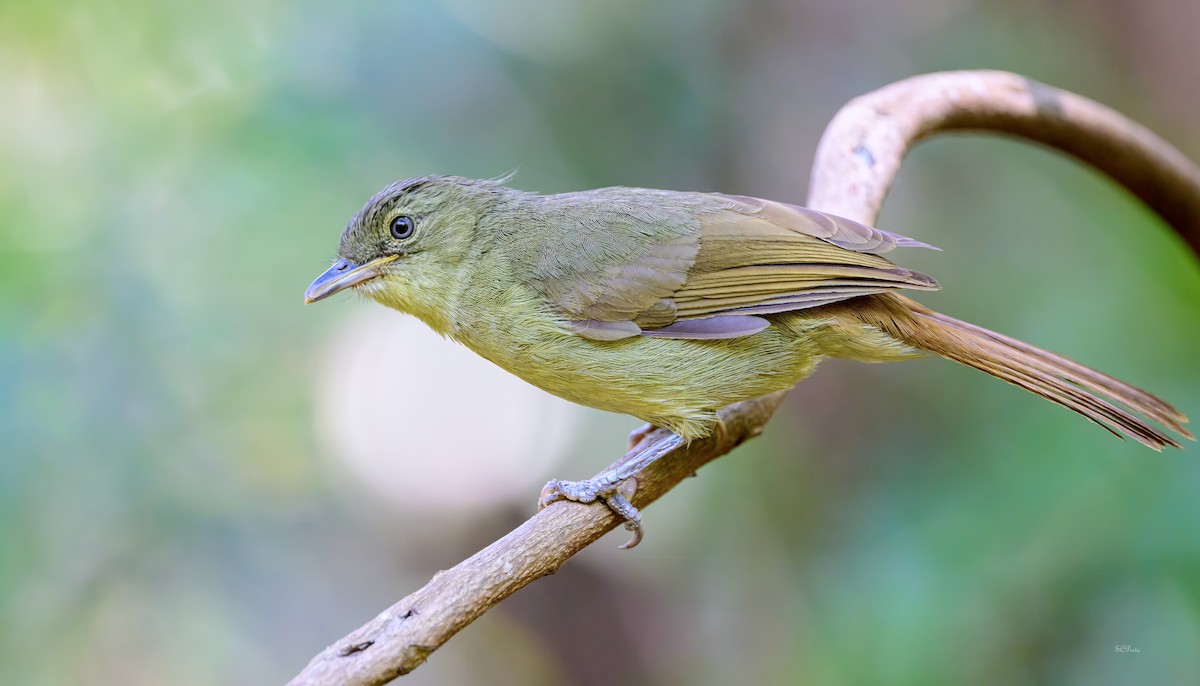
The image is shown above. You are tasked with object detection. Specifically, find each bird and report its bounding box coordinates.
[305,174,1191,547]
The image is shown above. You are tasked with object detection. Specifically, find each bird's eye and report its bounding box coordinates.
[389,215,415,240]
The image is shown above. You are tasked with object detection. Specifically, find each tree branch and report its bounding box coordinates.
[288,70,1200,685]
[808,70,1200,252]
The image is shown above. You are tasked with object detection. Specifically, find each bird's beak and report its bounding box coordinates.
[304,255,399,304]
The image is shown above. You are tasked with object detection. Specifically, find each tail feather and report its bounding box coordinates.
[850,294,1191,451]
[922,311,1190,435]
[921,320,1182,449]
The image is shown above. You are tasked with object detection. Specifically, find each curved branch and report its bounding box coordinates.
[808,70,1200,254]
[288,70,1200,685]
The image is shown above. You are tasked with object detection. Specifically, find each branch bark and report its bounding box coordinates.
[808,70,1200,251]
[288,70,1200,685]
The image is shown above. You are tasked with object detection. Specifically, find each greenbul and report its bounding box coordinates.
[306,175,1190,546]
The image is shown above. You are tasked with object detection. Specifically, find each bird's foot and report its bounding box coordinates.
[540,477,643,548]
[539,432,686,549]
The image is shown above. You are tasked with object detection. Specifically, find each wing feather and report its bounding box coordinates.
[714,194,939,252]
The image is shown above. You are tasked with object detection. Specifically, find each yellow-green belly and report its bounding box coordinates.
[454,312,840,440]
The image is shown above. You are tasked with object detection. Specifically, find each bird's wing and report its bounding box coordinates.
[536,191,939,340]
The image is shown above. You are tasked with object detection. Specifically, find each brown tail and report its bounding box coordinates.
[851,294,1192,450]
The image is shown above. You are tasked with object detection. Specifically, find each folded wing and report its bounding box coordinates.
[537,190,939,340]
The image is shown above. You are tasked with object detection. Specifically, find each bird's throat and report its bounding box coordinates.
[367,273,463,337]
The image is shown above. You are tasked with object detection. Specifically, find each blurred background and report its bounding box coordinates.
[2,0,1199,684]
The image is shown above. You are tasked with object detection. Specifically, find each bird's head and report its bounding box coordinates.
[304,175,506,321]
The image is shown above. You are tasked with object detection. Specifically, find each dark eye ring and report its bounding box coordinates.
[390,215,415,240]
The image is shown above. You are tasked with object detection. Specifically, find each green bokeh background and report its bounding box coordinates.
[2,1,1198,684]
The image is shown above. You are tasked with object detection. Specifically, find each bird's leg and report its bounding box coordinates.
[539,432,686,549]
[627,422,659,450]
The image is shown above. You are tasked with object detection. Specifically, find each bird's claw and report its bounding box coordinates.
[539,431,683,550]
[538,476,644,549]
[607,488,643,549]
